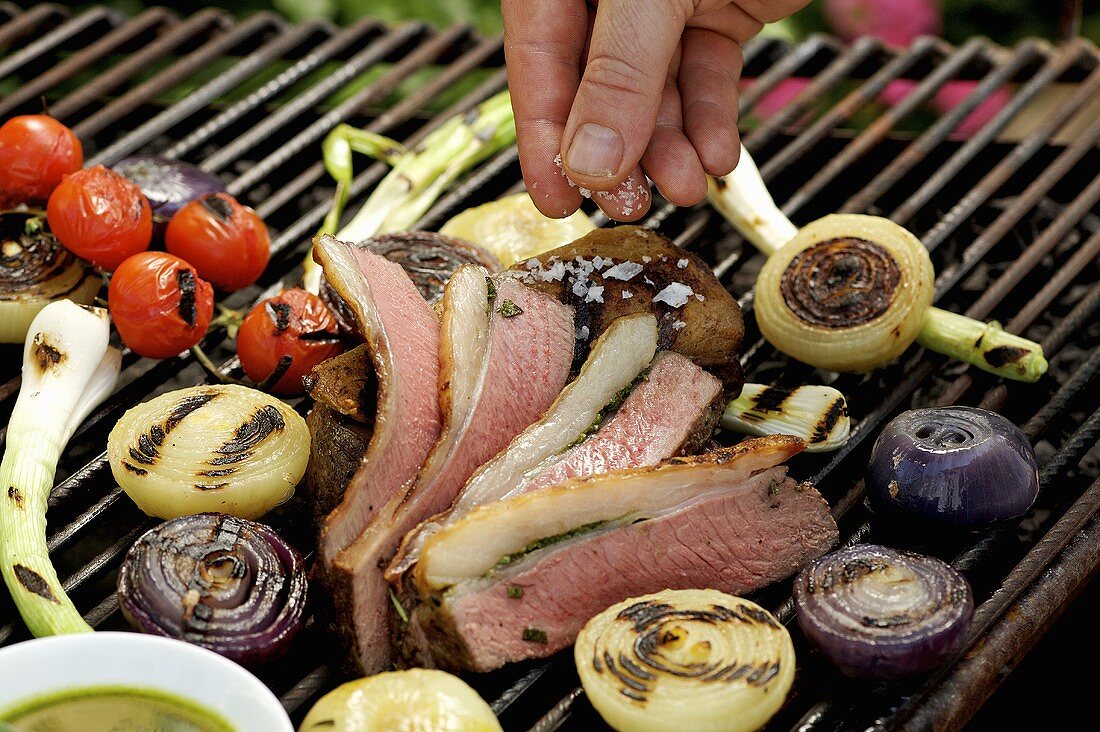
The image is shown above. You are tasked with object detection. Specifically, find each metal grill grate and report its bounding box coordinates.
[1,7,1098,731]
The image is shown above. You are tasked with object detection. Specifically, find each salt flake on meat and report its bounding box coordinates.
[653,282,694,308]
[603,261,643,281]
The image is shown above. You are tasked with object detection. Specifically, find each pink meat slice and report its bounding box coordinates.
[422,278,575,506]
[314,235,442,566]
[415,469,838,672]
[519,350,722,494]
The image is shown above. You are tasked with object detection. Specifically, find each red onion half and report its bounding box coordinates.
[793,544,973,679]
[867,406,1039,525]
[117,513,307,666]
[112,156,225,237]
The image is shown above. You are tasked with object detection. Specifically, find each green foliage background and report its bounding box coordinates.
[78,1,1100,44]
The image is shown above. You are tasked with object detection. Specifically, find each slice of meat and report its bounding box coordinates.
[314,234,442,566]
[415,435,805,590]
[517,350,723,495]
[410,440,837,671]
[389,313,659,580]
[328,268,575,674]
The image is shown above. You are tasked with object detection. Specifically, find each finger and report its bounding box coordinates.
[680,27,742,176]
[559,0,691,190]
[503,0,587,217]
[641,81,709,206]
[592,165,652,221]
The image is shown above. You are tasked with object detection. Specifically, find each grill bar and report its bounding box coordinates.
[0,7,178,118]
[0,8,1096,730]
[88,16,324,165]
[0,7,122,82]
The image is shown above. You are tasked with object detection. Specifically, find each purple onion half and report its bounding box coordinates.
[111,156,225,237]
[117,513,307,667]
[793,544,974,679]
[867,406,1039,525]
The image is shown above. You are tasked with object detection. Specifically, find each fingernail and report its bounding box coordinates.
[565,123,623,178]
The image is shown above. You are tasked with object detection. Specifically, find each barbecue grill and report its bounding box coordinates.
[1,4,1098,730]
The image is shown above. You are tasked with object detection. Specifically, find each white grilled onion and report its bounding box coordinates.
[576,589,795,732]
[722,383,850,452]
[754,214,935,373]
[108,384,309,520]
[439,192,596,268]
[1,300,120,636]
[300,669,502,732]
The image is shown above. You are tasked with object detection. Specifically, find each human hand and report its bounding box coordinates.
[503,0,809,221]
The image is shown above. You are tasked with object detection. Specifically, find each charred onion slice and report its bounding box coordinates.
[117,513,306,666]
[793,544,974,679]
[0,211,100,343]
[107,384,309,520]
[362,231,500,303]
[300,669,502,732]
[755,214,934,372]
[576,589,795,732]
[867,406,1038,525]
[439,192,595,268]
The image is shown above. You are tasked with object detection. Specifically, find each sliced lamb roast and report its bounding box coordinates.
[388,313,660,580]
[409,436,838,672]
[518,350,723,495]
[314,234,442,566]
[327,265,575,674]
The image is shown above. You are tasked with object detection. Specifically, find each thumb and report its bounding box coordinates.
[561,0,688,190]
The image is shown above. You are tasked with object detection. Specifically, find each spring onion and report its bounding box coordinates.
[107,384,310,520]
[723,383,850,452]
[299,669,502,732]
[303,91,517,293]
[709,144,1048,380]
[0,300,121,636]
[0,211,101,344]
[575,589,795,732]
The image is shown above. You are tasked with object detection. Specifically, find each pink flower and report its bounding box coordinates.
[933,81,1012,138]
[742,77,813,118]
[878,79,920,107]
[824,0,943,48]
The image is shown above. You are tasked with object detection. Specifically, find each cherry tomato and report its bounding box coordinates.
[46,165,152,270]
[165,192,270,291]
[0,115,83,207]
[109,252,214,359]
[237,288,344,395]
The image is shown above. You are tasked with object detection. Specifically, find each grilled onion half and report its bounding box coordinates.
[117,513,307,666]
[793,544,974,679]
[300,669,502,732]
[576,589,795,732]
[108,384,309,520]
[0,211,100,343]
[755,214,934,373]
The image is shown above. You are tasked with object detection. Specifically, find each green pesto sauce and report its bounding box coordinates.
[494,520,609,569]
[0,685,234,732]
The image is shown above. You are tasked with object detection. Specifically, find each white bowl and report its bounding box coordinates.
[0,631,294,731]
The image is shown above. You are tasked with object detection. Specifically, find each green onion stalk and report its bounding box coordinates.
[0,300,120,636]
[303,90,517,293]
[708,144,1047,382]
